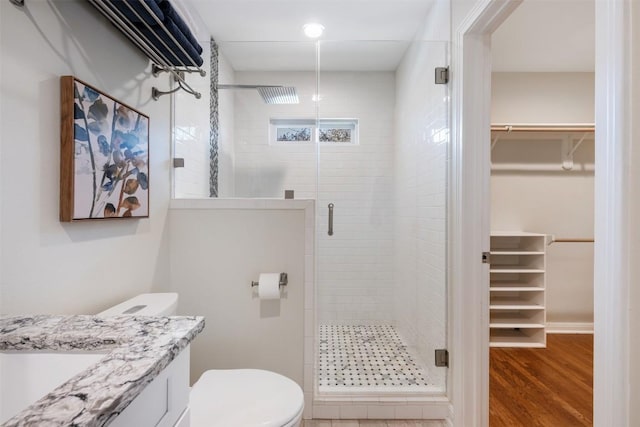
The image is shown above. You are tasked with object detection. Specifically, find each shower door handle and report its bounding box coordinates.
[328,203,334,236]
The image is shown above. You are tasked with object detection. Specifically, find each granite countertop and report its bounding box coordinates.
[0,315,205,427]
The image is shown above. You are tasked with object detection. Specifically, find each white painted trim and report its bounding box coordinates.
[545,323,594,334]
[446,405,455,427]
[594,0,632,425]
[450,1,521,426]
[169,198,313,210]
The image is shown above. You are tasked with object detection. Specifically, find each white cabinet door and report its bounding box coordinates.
[109,346,190,427]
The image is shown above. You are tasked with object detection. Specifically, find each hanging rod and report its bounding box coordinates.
[549,237,594,244]
[491,124,595,133]
[88,0,205,100]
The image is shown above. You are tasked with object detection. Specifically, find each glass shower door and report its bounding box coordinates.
[315,40,450,395]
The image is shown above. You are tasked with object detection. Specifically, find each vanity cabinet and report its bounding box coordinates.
[110,346,191,427]
[489,232,547,348]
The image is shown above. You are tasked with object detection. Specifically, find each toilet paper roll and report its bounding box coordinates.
[258,273,281,300]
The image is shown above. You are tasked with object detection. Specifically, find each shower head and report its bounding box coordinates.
[217,84,299,104]
[255,86,299,104]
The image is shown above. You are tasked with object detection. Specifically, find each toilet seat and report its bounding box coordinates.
[190,369,304,427]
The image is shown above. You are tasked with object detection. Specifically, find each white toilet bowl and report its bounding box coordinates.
[99,293,304,427]
[190,369,303,427]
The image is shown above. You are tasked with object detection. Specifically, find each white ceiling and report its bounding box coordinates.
[491,0,595,72]
[186,0,595,73]
[187,0,435,71]
[189,0,434,42]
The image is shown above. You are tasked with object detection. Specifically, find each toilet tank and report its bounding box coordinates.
[97,293,178,317]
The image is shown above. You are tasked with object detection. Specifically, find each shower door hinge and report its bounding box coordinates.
[435,67,449,84]
[435,349,449,367]
[482,251,491,264]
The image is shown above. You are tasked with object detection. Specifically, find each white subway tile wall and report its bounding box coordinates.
[173,48,237,198]
[231,70,396,324]
[173,44,212,198]
[217,52,237,198]
[233,70,318,199]
[316,72,396,325]
[393,42,448,390]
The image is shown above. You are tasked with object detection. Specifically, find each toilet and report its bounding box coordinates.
[98,293,304,427]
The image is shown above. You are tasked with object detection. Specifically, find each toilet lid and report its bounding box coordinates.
[190,369,304,427]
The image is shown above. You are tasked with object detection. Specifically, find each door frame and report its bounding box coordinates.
[449,1,522,425]
[450,0,633,425]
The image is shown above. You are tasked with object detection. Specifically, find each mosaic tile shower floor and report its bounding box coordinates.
[318,325,431,393]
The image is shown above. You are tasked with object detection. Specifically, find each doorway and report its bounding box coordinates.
[487,2,595,424]
[452,0,633,426]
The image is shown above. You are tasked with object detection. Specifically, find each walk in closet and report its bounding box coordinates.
[490,121,595,347]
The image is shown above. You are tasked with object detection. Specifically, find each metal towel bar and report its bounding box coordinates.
[86,0,206,100]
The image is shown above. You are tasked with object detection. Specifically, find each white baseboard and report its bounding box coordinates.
[546,322,594,334]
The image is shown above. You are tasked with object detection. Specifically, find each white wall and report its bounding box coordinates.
[0,0,172,314]
[492,72,594,124]
[168,205,305,386]
[394,40,448,390]
[629,1,640,421]
[491,72,594,324]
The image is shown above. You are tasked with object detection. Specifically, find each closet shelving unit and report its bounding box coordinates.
[489,232,547,348]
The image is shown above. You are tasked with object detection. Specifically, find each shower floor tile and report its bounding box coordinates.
[318,324,430,393]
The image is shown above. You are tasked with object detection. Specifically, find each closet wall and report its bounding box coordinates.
[491,72,595,327]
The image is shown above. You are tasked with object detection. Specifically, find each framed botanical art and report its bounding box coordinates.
[60,76,149,221]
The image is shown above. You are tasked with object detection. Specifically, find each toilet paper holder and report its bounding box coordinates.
[251,273,288,288]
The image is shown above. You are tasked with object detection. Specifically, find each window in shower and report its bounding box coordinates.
[270,118,314,143]
[319,119,358,143]
[270,118,359,144]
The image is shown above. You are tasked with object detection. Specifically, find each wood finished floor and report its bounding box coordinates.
[490,334,593,427]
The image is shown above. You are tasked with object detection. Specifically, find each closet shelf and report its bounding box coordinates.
[490,250,544,255]
[490,311,544,327]
[490,286,545,292]
[490,329,546,348]
[490,124,595,170]
[490,303,544,310]
[88,0,206,100]
[490,267,545,273]
[490,320,544,329]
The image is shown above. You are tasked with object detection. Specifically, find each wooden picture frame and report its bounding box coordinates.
[60,76,150,221]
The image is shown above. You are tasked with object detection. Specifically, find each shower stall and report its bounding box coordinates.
[173,37,449,401]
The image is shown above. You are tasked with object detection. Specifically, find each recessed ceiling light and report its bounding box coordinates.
[303,23,324,39]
